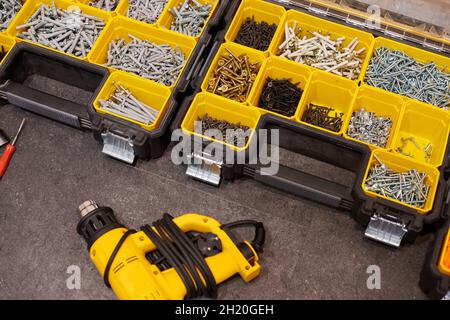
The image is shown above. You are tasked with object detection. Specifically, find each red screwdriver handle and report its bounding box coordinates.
[0,144,17,178]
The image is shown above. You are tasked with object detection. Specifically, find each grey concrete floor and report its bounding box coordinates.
[0,104,436,300]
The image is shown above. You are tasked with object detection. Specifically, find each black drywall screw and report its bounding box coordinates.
[302,104,344,132]
[259,78,303,117]
[235,16,277,51]
[198,114,250,147]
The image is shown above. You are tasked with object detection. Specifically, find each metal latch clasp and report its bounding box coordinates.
[186,152,222,186]
[101,132,135,164]
[365,213,408,248]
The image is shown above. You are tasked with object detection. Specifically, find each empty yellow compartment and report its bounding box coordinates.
[0,34,16,64]
[269,9,374,82]
[248,56,311,120]
[93,71,172,131]
[158,0,219,40]
[393,100,450,167]
[116,0,167,25]
[296,71,357,135]
[181,92,261,152]
[89,17,196,89]
[343,85,404,150]
[201,42,266,104]
[438,228,450,276]
[225,0,285,54]
[362,150,440,214]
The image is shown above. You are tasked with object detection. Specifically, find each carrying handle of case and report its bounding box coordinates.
[247,114,371,211]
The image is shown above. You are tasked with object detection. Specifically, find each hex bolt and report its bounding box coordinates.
[88,0,120,11]
[347,108,393,148]
[168,0,212,37]
[0,0,22,32]
[127,0,168,25]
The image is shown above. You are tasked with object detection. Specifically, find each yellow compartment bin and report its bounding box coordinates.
[248,56,311,120]
[296,71,357,135]
[181,92,261,152]
[0,34,16,64]
[362,150,440,214]
[116,0,167,25]
[89,17,196,89]
[438,228,450,276]
[7,0,112,60]
[269,9,374,82]
[224,0,285,54]
[343,85,404,150]
[158,0,219,40]
[201,42,266,104]
[77,0,122,13]
[93,71,172,131]
[392,100,450,167]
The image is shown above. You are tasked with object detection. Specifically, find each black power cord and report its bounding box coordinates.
[221,220,266,254]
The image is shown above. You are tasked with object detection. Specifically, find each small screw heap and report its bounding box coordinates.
[347,108,393,148]
[106,35,186,87]
[365,157,430,209]
[302,104,344,132]
[278,22,365,80]
[169,0,212,37]
[16,2,105,58]
[396,136,433,163]
[197,114,250,147]
[235,16,277,51]
[207,49,260,103]
[99,83,160,125]
[127,0,167,25]
[366,47,450,109]
[0,0,22,32]
[259,78,303,117]
[88,0,120,11]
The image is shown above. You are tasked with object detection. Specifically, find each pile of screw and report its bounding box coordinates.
[88,0,120,11]
[278,22,365,80]
[259,78,303,117]
[16,2,105,58]
[396,136,433,163]
[365,47,450,109]
[207,49,260,103]
[365,156,430,208]
[0,0,22,32]
[302,104,344,132]
[235,16,277,51]
[198,114,250,147]
[99,83,160,125]
[127,0,167,25]
[347,108,392,148]
[105,35,185,87]
[169,0,212,37]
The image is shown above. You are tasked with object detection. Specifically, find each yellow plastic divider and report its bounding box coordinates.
[438,228,450,276]
[0,34,16,64]
[296,70,358,135]
[248,56,311,120]
[89,16,196,89]
[269,9,374,83]
[7,0,112,60]
[224,0,286,55]
[181,92,261,152]
[342,85,404,150]
[93,70,172,131]
[392,100,450,167]
[362,149,440,214]
[158,0,219,40]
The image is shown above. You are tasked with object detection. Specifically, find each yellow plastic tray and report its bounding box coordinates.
[116,0,168,26]
[343,85,404,150]
[296,70,358,135]
[362,149,440,214]
[93,71,172,131]
[269,9,374,83]
[7,0,112,60]
[248,56,311,120]
[392,100,450,167]
[89,16,196,89]
[0,34,16,64]
[225,0,285,55]
[438,227,450,276]
[76,0,122,13]
[181,92,261,152]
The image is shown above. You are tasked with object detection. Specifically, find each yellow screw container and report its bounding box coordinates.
[89,16,196,89]
[392,100,450,167]
[0,34,16,64]
[343,85,404,150]
[224,0,285,55]
[158,0,219,40]
[269,9,374,82]
[76,0,122,13]
[362,149,440,214]
[93,71,172,131]
[296,70,357,135]
[181,92,261,152]
[7,0,112,60]
[438,228,450,276]
[116,0,167,26]
[200,42,266,104]
[248,56,311,120]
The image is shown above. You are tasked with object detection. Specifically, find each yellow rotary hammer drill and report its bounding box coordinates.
[77,200,266,300]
